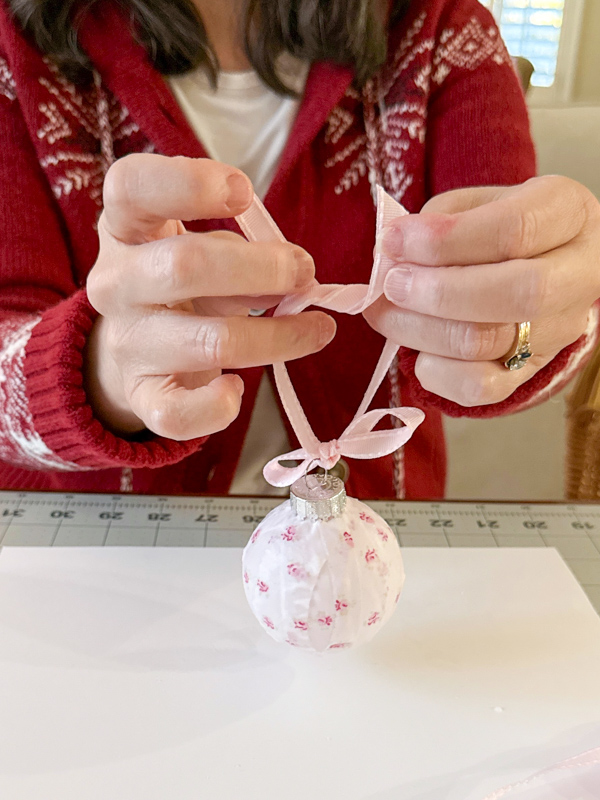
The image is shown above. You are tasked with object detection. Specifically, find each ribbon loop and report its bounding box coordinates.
[236,187,426,489]
[262,405,425,488]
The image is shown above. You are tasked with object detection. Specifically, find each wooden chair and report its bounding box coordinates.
[566,342,600,500]
[513,56,534,93]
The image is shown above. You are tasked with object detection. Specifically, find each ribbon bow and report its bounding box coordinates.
[236,186,425,488]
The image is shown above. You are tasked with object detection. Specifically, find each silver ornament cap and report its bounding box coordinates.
[290,473,347,521]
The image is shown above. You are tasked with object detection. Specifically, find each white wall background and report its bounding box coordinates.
[531,107,600,198]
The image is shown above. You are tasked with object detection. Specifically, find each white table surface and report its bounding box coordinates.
[0,547,598,800]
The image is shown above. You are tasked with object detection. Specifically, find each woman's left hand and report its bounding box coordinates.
[363,176,600,407]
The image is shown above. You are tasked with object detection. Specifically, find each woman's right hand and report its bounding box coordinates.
[85,154,336,440]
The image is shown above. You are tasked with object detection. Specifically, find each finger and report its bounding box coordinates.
[128,373,245,440]
[413,351,557,408]
[113,310,337,373]
[101,154,254,244]
[381,176,589,266]
[239,295,286,310]
[383,244,593,323]
[363,298,589,362]
[421,185,507,214]
[116,231,315,306]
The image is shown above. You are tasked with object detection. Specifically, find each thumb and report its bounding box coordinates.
[420,185,509,215]
[381,177,584,266]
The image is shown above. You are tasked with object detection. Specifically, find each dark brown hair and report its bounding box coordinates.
[8,0,412,94]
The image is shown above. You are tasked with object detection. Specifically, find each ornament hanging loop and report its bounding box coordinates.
[236,189,426,490]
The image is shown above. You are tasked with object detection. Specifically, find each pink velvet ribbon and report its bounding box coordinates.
[236,187,425,488]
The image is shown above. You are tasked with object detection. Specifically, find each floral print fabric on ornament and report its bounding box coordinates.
[242,497,404,653]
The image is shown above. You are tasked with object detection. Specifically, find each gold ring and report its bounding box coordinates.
[503,321,533,371]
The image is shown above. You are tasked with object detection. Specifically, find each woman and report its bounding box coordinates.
[0,0,598,499]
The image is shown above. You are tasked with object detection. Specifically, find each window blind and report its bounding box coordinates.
[479,0,565,87]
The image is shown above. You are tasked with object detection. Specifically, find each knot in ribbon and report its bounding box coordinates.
[318,440,340,470]
[236,186,426,488]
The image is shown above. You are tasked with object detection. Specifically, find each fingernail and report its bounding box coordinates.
[292,248,315,288]
[231,374,245,395]
[381,224,404,259]
[226,172,253,215]
[318,314,337,346]
[384,267,412,305]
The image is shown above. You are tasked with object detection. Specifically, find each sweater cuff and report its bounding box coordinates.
[24,290,206,469]
[398,305,600,419]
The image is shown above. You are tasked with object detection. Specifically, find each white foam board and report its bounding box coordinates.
[0,547,598,800]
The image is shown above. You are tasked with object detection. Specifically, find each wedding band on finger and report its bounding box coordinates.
[502,321,533,371]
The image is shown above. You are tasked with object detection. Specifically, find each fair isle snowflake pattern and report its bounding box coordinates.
[324,93,369,196]
[323,11,431,199]
[369,11,432,100]
[432,18,511,86]
[36,59,151,205]
[324,10,512,203]
[324,103,357,146]
[0,55,16,101]
[0,317,82,471]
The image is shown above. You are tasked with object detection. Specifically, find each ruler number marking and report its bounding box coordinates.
[0,493,598,550]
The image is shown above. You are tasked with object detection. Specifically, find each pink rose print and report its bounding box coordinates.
[367,612,380,626]
[263,616,275,630]
[257,580,269,593]
[250,528,261,544]
[282,526,297,541]
[365,549,378,563]
[318,615,333,627]
[335,599,348,612]
[377,528,389,542]
[294,620,308,631]
[243,571,249,584]
[287,563,306,579]
[378,563,390,578]
[329,642,351,650]
[359,511,374,524]
[286,638,299,647]
[343,531,354,547]
[395,592,401,604]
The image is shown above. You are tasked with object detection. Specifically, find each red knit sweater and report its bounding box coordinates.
[0,0,595,499]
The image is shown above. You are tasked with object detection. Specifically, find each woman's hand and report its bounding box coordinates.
[85,154,336,439]
[363,176,600,406]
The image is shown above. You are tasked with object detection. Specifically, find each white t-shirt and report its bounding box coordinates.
[168,58,308,199]
[168,60,309,495]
